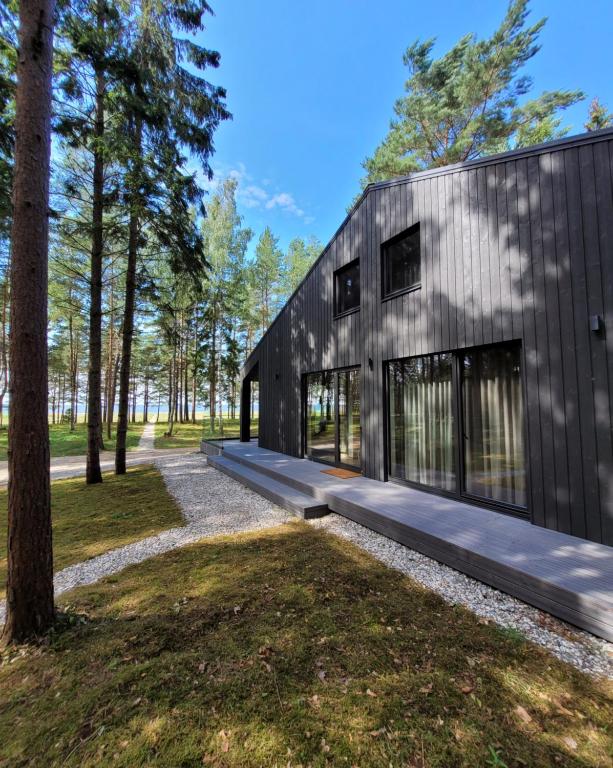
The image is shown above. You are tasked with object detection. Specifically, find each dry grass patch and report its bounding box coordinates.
[1,521,611,767]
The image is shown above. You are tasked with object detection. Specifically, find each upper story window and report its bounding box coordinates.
[382,223,421,299]
[334,259,360,316]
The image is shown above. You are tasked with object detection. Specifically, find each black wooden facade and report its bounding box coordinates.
[240,128,613,547]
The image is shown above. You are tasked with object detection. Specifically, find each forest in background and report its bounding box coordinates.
[0,0,611,448]
[0,1,321,445]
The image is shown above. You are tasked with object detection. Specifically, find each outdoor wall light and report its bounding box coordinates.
[368,357,374,370]
[590,314,604,333]
[275,372,280,380]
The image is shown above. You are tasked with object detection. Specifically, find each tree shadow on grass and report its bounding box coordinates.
[1,522,611,767]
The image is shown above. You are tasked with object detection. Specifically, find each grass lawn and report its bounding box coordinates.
[0,422,145,462]
[154,418,258,449]
[1,522,610,767]
[0,465,184,590]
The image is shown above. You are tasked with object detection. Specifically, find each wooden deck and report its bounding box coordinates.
[207,440,613,641]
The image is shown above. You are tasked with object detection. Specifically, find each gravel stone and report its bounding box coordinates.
[1,449,611,680]
[309,512,613,679]
[0,453,290,626]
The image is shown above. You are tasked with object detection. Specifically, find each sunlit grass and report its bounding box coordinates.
[0,464,183,589]
[153,417,259,449]
[0,422,145,461]
[1,521,610,767]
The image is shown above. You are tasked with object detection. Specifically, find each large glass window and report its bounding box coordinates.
[462,345,526,507]
[305,372,336,464]
[382,224,420,298]
[387,343,526,512]
[338,369,361,468]
[305,368,361,469]
[388,354,455,491]
[334,259,360,316]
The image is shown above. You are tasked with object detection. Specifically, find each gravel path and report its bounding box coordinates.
[1,453,611,679]
[0,453,290,626]
[137,422,156,451]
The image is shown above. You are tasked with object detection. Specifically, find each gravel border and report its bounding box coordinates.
[0,454,290,626]
[1,454,611,679]
[308,512,613,678]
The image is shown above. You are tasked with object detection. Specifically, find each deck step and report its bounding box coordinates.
[208,455,330,520]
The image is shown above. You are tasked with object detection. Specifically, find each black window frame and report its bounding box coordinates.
[333,258,360,318]
[384,341,529,519]
[381,223,421,301]
[302,365,362,471]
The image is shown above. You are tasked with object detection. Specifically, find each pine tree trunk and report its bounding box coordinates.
[115,116,141,474]
[209,319,217,432]
[131,377,137,423]
[69,313,76,431]
[2,0,55,645]
[105,264,114,439]
[143,376,149,423]
[0,279,9,428]
[86,38,105,485]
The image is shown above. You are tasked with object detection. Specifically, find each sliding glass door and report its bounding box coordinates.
[305,368,361,469]
[462,345,526,507]
[305,372,336,464]
[339,369,361,468]
[387,343,526,513]
[388,354,455,491]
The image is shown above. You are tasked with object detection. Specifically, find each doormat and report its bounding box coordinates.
[321,468,361,479]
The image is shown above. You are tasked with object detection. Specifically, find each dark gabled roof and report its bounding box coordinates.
[241,125,613,376]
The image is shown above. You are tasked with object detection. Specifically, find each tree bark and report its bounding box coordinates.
[86,25,105,484]
[115,117,141,474]
[2,0,56,645]
[0,279,9,428]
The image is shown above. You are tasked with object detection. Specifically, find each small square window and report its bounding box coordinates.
[382,224,420,298]
[334,259,360,316]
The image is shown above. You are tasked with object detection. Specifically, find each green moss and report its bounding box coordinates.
[0,465,184,589]
[1,522,610,767]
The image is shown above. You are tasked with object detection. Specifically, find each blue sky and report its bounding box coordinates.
[198,0,613,257]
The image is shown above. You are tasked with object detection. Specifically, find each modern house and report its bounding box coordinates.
[210,127,613,639]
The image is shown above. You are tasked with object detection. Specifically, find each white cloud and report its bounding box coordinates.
[203,162,310,220]
[265,192,304,218]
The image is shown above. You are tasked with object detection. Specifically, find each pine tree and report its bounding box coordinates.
[114,0,230,474]
[55,0,127,483]
[253,226,283,336]
[281,236,321,298]
[585,98,613,131]
[2,0,55,645]
[200,177,252,431]
[361,0,583,187]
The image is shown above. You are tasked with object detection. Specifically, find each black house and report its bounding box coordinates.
[240,127,613,549]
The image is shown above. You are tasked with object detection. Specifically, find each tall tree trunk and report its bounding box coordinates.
[143,375,149,423]
[131,377,137,423]
[209,318,217,432]
[2,0,56,645]
[105,262,114,439]
[86,37,105,484]
[183,345,189,422]
[115,117,141,474]
[69,313,76,431]
[0,279,9,428]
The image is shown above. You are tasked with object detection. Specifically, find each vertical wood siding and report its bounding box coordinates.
[243,133,613,546]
